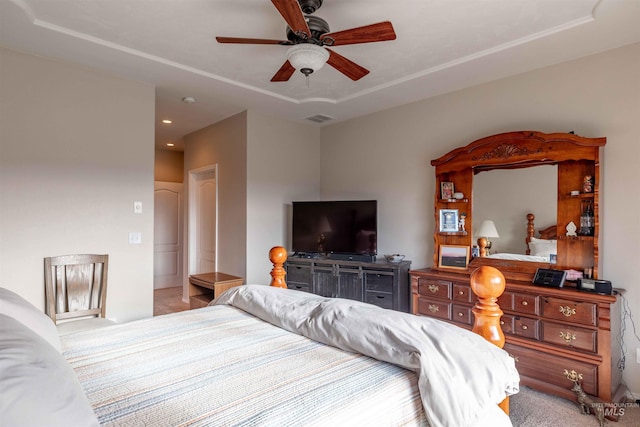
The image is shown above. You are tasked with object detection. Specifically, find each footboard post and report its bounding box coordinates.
[269,246,288,288]
[470,266,510,415]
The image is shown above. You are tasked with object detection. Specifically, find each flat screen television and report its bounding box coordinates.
[292,200,377,256]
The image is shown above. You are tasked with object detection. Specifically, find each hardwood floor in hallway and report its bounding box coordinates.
[153,286,190,316]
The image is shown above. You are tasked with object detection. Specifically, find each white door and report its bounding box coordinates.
[190,168,217,274]
[153,181,184,289]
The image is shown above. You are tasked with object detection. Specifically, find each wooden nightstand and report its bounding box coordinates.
[188,272,244,309]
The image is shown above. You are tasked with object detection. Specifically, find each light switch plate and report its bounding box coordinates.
[134,201,142,214]
[128,232,142,244]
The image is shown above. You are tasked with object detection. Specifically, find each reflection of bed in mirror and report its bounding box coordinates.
[480,213,556,263]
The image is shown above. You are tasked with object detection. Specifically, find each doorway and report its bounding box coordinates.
[153,181,184,289]
[188,165,218,277]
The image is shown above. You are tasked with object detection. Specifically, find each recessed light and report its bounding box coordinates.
[162,119,172,124]
[166,143,175,147]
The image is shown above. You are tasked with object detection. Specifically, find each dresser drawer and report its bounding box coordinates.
[505,343,598,396]
[286,264,311,283]
[498,292,514,311]
[514,293,539,315]
[541,321,597,353]
[288,283,311,293]
[500,314,515,335]
[417,279,451,300]
[451,304,473,326]
[453,285,473,303]
[366,291,393,309]
[542,297,596,326]
[416,297,451,321]
[365,272,394,293]
[514,316,539,339]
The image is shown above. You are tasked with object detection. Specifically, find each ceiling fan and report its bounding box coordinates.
[215,0,396,82]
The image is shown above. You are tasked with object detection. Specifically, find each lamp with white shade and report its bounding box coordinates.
[476,220,499,257]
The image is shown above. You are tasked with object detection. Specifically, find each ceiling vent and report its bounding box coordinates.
[305,114,335,123]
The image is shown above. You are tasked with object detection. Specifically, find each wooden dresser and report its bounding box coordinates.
[418,131,627,403]
[410,268,624,402]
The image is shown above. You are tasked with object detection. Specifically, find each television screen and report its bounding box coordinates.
[292,200,377,255]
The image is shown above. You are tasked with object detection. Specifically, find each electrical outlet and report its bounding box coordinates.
[636,348,640,364]
[134,201,143,214]
[128,232,142,244]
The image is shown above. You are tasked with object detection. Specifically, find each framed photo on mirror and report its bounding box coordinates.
[440,182,454,200]
[439,209,459,232]
[439,245,470,269]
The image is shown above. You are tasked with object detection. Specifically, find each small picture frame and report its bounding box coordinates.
[549,254,557,265]
[439,245,470,269]
[471,246,480,258]
[440,182,454,200]
[439,209,459,232]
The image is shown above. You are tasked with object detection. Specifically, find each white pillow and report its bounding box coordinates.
[0,287,61,352]
[529,237,557,258]
[0,314,99,427]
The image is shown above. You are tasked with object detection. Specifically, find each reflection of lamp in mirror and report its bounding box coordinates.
[316,216,332,254]
[476,220,499,257]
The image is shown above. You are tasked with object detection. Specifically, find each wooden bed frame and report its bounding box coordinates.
[267,245,511,415]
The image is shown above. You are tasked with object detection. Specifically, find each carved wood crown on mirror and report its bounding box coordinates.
[431,131,605,282]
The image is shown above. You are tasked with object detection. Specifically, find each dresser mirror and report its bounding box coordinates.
[431,131,605,280]
[473,165,556,256]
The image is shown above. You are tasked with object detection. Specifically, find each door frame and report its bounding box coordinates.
[188,164,219,276]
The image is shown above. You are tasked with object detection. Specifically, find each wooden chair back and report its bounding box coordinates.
[44,254,109,324]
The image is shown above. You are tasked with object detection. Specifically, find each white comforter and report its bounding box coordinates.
[214,285,520,427]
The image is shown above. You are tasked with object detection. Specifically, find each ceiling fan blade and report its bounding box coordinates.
[216,36,292,45]
[271,0,310,38]
[326,49,369,81]
[271,60,296,82]
[321,21,396,46]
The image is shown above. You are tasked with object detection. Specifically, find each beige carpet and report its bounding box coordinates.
[511,386,639,427]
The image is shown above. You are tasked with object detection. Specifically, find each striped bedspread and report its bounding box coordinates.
[62,305,428,426]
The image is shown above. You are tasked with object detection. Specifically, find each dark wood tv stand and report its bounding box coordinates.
[285,257,411,312]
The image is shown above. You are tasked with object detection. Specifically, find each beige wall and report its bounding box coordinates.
[182,112,248,296]
[321,42,640,396]
[155,149,184,183]
[0,47,155,322]
[246,110,321,284]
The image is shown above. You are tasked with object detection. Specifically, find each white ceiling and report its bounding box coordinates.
[1,0,639,151]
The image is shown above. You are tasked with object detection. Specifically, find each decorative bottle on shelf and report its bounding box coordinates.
[578,200,594,236]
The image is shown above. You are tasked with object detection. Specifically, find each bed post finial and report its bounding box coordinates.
[470,266,505,348]
[269,246,288,288]
[525,213,535,255]
[470,265,510,415]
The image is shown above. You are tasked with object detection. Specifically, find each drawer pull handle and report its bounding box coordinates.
[563,369,583,383]
[428,285,439,293]
[458,290,465,295]
[560,331,577,343]
[521,325,528,330]
[559,306,577,317]
[500,320,505,325]
[508,353,519,362]
[457,312,464,317]
[428,304,439,313]
[521,301,528,306]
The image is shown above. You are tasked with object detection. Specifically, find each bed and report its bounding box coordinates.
[0,247,519,427]
[483,213,557,263]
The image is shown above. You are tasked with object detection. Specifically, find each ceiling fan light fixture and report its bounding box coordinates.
[286,44,329,76]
